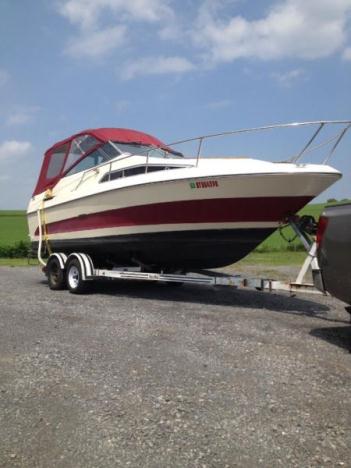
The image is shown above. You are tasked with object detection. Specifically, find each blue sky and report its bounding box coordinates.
[0,0,350,209]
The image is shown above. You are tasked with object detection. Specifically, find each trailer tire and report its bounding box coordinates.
[66,258,88,294]
[47,257,66,290]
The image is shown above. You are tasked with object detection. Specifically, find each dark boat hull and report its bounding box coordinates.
[32,228,275,270]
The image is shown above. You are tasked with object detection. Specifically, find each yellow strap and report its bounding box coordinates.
[40,198,52,256]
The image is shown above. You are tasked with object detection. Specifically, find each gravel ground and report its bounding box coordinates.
[0,266,350,468]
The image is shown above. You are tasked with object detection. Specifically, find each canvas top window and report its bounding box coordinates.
[46,144,69,179]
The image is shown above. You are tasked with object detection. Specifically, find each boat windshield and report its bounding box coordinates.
[64,141,183,177]
[111,142,183,158]
[65,142,119,176]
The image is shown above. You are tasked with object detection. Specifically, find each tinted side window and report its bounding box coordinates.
[46,144,69,179]
[104,171,123,182]
[148,166,167,172]
[100,165,180,183]
[124,167,146,177]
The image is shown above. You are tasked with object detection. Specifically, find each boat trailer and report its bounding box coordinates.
[39,215,323,295]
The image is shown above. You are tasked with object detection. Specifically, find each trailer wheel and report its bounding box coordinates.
[47,257,66,290]
[66,258,88,294]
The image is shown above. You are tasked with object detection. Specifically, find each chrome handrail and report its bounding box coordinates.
[168,120,351,165]
[72,120,351,191]
[292,122,325,163]
[323,123,351,164]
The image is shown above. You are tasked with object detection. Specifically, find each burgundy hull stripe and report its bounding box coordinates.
[36,196,312,235]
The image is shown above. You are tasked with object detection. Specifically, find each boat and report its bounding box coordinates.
[27,121,349,271]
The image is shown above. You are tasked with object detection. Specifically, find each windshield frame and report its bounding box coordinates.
[109,141,184,159]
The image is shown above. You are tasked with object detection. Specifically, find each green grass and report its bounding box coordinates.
[238,250,307,266]
[0,258,39,266]
[0,210,28,246]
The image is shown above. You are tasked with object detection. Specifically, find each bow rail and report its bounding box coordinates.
[168,120,351,166]
[73,120,351,190]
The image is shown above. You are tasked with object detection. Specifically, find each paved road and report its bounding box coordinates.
[0,266,350,467]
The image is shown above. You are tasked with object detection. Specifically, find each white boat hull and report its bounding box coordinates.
[27,167,340,269]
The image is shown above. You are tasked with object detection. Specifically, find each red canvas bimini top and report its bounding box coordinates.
[33,128,171,195]
[47,128,171,153]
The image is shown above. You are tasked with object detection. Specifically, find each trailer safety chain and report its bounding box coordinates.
[278,224,298,244]
[278,215,318,245]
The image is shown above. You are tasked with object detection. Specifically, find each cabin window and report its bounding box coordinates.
[124,166,146,177]
[63,135,100,173]
[46,144,69,179]
[102,171,123,182]
[99,165,181,183]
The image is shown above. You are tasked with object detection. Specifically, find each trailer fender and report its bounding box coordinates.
[66,253,94,280]
[47,252,68,271]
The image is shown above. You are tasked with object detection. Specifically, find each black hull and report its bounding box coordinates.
[33,228,275,270]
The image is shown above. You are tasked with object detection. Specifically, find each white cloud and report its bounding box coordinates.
[121,56,195,80]
[194,0,351,64]
[65,25,127,57]
[59,0,172,30]
[271,68,306,87]
[6,106,41,126]
[0,141,33,162]
[58,0,351,73]
[342,47,351,60]
[0,69,9,87]
[59,0,174,59]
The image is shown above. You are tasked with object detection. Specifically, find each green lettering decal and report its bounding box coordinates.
[189,182,196,189]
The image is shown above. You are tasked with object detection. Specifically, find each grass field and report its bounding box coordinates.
[238,250,307,265]
[0,211,29,245]
[0,258,39,266]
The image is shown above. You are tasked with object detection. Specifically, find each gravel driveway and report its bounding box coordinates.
[0,266,350,467]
